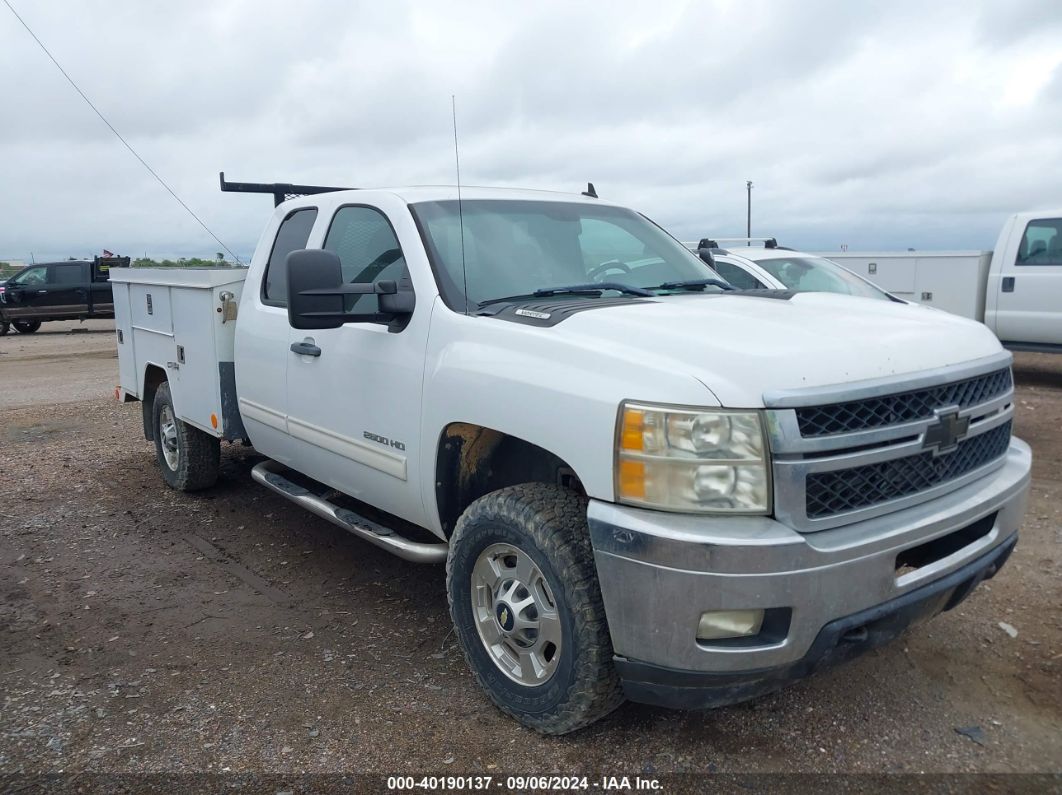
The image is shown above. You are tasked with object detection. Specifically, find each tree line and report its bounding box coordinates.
[131,255,236,268]
[0,254,238,278]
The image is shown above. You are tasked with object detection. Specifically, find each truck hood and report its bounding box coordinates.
[549,292,1004,407]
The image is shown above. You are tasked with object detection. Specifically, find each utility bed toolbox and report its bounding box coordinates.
[818,251,992,320]
[111,268,248,440]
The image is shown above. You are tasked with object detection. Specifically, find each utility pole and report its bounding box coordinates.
[746,180,753,239]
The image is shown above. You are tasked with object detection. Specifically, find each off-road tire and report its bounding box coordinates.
[447,483,624,734]
[13,320,41,334]
[152,382,220,491]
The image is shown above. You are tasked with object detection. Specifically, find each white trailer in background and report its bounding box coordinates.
[812,251,992,319]
[816,210,1062,353]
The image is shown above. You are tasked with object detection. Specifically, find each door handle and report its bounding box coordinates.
[290,341,322,357]
[37,289,48,294]
[1001,277,1015,293]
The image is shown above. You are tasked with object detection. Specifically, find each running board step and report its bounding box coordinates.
[251,460,448,564]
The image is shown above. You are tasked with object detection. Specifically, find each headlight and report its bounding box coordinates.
[616,402,770,513]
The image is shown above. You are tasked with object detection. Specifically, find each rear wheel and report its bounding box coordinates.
[152,382,220,491]
[13,320,41,334]
[446,483,624,734]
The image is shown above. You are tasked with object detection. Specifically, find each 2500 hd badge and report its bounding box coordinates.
[364,430,406,451]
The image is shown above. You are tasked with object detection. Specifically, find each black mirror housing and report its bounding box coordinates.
[286,249,416,331]
[287,249,345,330]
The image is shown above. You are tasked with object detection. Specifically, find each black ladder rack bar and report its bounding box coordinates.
[219,172,356,206]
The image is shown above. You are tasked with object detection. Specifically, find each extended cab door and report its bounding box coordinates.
[284,198,429,527]
[47,262,91,317]
[234,206,319,465]
[991,216,1062,347]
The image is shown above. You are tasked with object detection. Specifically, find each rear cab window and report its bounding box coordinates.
[51,263,86,285]
[262,208,319,306]
[1016,218,1062,266]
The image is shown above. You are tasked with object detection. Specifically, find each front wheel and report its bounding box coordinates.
[152,382,220,491]
[446,483,624,734]
[13,320,41,334]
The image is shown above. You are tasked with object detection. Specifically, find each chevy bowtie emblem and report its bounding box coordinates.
[923,409,970,456]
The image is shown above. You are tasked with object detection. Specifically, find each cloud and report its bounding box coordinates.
[1,0,1060,260]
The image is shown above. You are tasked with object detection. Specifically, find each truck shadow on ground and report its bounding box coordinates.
[1011,351,1062,390]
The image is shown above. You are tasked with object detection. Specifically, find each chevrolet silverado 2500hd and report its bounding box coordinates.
[111,175,1031,734]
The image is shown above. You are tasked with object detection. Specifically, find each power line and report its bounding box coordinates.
[2,0,242,263]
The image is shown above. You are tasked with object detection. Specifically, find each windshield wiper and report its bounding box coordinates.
[534,282,653,297]
[477,282,653,309]
[650,278,735,292]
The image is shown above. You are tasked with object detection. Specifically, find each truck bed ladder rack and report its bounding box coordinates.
[219,172,356,206]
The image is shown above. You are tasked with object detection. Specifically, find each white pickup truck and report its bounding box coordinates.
[111,175,1031,734]
[819,211,1062,352]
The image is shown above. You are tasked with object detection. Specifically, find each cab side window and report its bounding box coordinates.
[51,264,84,284]
[263,208,318,306]
[13,266,47,286]
[713,259,765,290]
[324,206,409,312]
[1016,219,1062,266]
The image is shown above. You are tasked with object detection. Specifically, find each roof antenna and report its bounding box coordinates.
[582,182,598,198]
[451,95,469,315]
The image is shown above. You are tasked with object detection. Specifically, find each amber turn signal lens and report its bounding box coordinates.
[617,459,646,499]
[620,408,644,451]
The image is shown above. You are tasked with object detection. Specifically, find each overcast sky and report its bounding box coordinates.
[2,0,1060,262]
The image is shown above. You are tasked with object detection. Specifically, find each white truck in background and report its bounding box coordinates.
[111,174,1031,734]
[818,210,1062,353]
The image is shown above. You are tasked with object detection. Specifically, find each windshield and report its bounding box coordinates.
[747,255,890,300]
[410,199,719,308]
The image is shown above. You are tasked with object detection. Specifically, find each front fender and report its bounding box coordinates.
[419,302,715,533]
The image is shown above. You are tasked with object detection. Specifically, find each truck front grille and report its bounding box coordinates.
[795,367,1012,437]
[766,356,1015,532]
[805,421,1012,519]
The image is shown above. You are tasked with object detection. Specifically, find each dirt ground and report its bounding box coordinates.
[0,320,1059,783]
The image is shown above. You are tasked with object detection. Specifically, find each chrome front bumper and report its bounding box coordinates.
[588,438,1031,682]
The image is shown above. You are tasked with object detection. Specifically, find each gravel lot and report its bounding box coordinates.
[0,321,1059,782]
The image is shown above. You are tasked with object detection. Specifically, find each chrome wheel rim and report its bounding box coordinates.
[159,405,179,471]
[471,543,562,687]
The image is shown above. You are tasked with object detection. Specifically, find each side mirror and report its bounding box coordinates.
[286,249,416,331]
[287,249,345,330]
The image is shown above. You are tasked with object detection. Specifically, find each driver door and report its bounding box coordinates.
[284,203,428,526]
[2,265,49,318]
